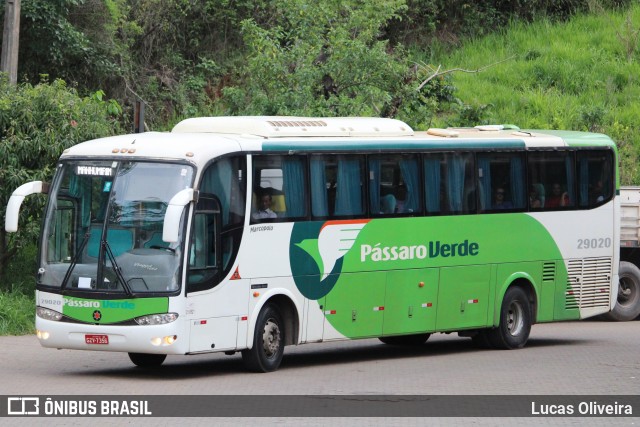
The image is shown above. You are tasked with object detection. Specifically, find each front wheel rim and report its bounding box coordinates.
[506,300,525,336]
[262,318,281,359]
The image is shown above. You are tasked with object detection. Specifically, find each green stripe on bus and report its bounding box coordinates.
[530,130,616,147]
[61,296,169,324]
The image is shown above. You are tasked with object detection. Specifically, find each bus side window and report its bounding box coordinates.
[369,154,421,215]
[528,151,575,210]
[477,152,526,211]
[47,198,76,263]
[194,155,243,291]
[445,153,474,214]
[252,155,307,221]
[311,154,364,218]
[577,150,613,208]
[424,155,443,214]
[187,196,219,289]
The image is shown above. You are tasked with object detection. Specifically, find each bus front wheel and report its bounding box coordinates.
[128,352,166,367]
[487,286,531,349]
[242,303,285,373]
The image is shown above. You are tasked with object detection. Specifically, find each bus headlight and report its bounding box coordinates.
[36,307,62,321]
[134,313,179,325]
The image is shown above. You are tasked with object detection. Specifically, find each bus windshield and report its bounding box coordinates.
[39,160,194,294]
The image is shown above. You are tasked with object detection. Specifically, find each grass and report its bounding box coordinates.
[0,291,35,336]
[0,244,37,336]
[427,4,640,184]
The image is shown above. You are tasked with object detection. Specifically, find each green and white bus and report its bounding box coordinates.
[5,116,619,372]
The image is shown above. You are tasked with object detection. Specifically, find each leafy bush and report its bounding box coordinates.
[220,0,451,128]
[450,101,494,127]
[16,0,120,89]
[3,244,37,295]
[0,77,121,286]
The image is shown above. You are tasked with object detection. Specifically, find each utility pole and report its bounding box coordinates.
[1,0,21,85]
[133,100,145,133]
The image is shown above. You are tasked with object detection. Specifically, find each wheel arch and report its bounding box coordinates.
[246,289,301,349]
[266,293,300,347]
[493,273,538,327]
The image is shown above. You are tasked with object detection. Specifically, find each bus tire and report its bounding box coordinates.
[242,303,285,373]
[604,261,640,321]
[486,286,531,350]
[128,352,166,367]
[378,333,431,346]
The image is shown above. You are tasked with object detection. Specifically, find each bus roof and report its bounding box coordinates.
[60,117,616,164]
[171,116,414,138]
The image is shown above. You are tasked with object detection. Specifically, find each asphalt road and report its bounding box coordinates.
[1,320,638,426]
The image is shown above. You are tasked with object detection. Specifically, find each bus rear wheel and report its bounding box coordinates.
[379,333,431,346]
[242,303,285,373]
[486,286,531,349]
[603,261,640,321]
[128,352,166,367]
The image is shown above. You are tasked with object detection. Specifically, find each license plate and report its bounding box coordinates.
[85,334,109,345]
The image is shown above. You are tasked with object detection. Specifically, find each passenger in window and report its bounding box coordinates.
[395,184,407,213]
[380,194,397,214]
[493,187,513,209]
[529,186,542,208]
[546,183,569,208]
[253,193,277,220]
[590,180,605,204]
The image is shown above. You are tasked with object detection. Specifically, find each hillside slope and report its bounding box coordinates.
[431,4,640,184]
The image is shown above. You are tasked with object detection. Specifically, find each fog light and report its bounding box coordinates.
[151,337,162,346]
[163,335,177,345]
[36,330,50,340]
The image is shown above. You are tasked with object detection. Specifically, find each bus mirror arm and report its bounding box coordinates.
[5,181,46,233]
[163,188,197,243]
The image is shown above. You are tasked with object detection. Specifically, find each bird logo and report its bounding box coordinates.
[290,219,369,299]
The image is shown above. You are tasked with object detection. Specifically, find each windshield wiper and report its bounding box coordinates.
[60,232,91,291]
[102,240,133,297]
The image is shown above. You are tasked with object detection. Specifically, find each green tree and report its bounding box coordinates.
[117,0,273,126]
[220,0,450,127]
[0,77,121,286]
[10,0,120,89]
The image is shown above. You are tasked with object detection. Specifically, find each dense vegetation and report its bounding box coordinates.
[8,0,631,127]
[0,0,637,334]
[429,3,640,185]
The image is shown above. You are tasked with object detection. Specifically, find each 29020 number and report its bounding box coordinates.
[577,238,612,249]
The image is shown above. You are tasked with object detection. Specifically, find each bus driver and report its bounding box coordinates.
[253,193,277,220]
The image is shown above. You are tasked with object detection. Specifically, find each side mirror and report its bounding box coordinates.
[5,181,45,232]
[162,188,197,243]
